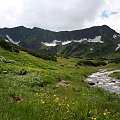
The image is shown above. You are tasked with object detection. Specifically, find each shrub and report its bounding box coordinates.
[21,48,57,61]
[77,60,107,67]
[109,58,120,64]
[31,81,49,87]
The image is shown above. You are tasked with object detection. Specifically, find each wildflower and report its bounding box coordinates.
[103,112,107,116]
[36,93,38,95]
[42,101,45,104]
[54,94,56,97]
[41,100,45,104]
[91,117,96,120]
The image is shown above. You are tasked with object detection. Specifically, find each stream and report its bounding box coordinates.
[86,69,120,94]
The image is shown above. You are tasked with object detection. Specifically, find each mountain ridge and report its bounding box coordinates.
[0,25,119,48]
[0,25,120,58]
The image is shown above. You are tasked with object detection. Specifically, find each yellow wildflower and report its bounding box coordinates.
[42,101,45,104]
[103,112,107,116]
[91,117,96,120]
[36,93,38,95]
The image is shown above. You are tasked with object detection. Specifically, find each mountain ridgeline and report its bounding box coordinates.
[0,25,120,58]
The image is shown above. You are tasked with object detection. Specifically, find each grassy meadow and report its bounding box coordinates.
[0,47,120,120]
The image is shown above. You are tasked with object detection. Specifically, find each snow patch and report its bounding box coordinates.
[115,44,120,51]
[88,36,103,43]
[73,38,87,43]
[113,34,117,39]
[6,35,20,45]
[42,36,103,46]
[62,40,72,45]
[41,40,61,46]
[73,36,103,43]
[42,40,72,46]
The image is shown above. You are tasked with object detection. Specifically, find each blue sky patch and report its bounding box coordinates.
[100,10,119,19]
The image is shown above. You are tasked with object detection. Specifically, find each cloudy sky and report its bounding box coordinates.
[0,0,120,32]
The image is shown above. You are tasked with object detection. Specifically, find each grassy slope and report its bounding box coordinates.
[0,47,120,120]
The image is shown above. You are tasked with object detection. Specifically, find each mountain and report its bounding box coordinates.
[0,25,120,58]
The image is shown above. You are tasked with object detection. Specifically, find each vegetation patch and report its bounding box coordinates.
[76,60,107,67]
[0,56,15,64]
[109,58,120,64]
[18,69,27,75]
[0,47,120,120]
[109,72,120,79]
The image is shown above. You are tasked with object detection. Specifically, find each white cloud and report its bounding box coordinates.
[85,0,120,33]
[0,0,120,32]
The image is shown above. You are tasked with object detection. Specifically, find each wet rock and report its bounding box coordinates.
[88,82,95,86]
[111,80,115,83]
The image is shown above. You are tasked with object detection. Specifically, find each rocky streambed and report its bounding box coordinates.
[86,69,120,94]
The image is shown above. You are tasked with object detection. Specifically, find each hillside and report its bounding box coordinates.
[0,25,119,48]
[0,43,120,119]
[0,25,120,59]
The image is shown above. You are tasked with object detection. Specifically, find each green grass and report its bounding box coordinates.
[109,72,120,79]
[0,47,120,120]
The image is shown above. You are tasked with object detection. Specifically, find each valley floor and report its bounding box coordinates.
[0,47,120,120]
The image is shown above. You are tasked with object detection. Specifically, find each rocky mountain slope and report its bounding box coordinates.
[0,25,120,58]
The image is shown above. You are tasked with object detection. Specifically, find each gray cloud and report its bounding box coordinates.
[1,0,120,32]
[17,0,105,31]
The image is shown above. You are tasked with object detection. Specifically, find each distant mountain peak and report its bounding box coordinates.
[0,25,119,50]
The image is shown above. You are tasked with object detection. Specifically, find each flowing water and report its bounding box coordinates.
[86,69,120,94]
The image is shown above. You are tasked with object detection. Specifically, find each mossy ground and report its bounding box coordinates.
[0,47,120,120]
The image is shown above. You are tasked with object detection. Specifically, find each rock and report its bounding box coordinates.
[111,80,115,83]
[88,82,95,86]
